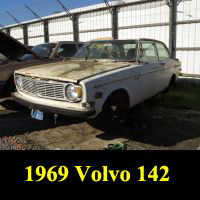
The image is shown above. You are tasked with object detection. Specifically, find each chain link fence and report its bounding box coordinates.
[0,0,199,76]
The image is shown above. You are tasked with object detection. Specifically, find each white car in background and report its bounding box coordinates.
[12,39,181,124]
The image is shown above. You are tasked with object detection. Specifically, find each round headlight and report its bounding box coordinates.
[65,84,82,102]
[16,76,22,89]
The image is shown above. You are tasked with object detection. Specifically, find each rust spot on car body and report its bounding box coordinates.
[16,60,133,83]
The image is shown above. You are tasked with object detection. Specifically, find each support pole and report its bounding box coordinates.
[169,0,177,59]
[73,14,79,43]
[43,19,49,43]
[6,11,22,27]
[25,5,43,22]
[23,24,28,46]
[112,6,119,39]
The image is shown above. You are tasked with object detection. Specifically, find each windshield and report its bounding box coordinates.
[73,40,137,62]
[21,43,56,61]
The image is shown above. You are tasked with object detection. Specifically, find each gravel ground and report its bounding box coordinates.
[0,135,46,150]
[0,96,200,150]
[0,97,46,150]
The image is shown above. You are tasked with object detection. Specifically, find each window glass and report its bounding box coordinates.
[32,43,56,58]
[155,43,170,60]
[20,43,56,61]
[57,44,78,58]
[74,40,137,62]
[140,42,158,62]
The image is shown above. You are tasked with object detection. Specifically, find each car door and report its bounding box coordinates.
[155,42,173,92]
[136,41,161,100]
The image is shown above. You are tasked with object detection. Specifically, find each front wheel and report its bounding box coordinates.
[95,102,119,131]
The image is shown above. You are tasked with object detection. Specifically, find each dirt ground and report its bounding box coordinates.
[0,83,200,150]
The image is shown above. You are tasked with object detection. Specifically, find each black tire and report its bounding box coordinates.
[169,74,177,87]
[162,74,176,94]
[95,90,130,130]
[95,103,114,130]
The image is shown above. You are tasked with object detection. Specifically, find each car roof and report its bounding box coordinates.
[138,38,166,44]
[91,38,165,43]
[91,39,137,42]
[53,41,85,44]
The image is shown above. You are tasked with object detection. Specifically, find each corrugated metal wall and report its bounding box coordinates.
[49,17,74,42]
[118,1,169,45]
[4,0,200,76]
[10,26,24,43]
[27,22,44,46]
[79,10,112,41]
[176,0,200,75]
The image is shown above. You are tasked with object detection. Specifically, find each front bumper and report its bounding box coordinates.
[12,92,96,118]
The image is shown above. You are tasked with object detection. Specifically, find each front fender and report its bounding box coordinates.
[93,84,131,116]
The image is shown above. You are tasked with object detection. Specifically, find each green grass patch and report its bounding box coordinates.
[147,83,200,111]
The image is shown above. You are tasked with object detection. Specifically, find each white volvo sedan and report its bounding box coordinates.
[12,39,181,122]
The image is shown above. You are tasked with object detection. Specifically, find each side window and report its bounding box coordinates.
[155,43,170,60]
[140,42,158,62]
[56,44,78,58]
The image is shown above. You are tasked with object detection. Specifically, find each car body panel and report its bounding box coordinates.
[13,39,181,118]
[80,59,180,115]
[0,31,84,93]
[15,60,132,83]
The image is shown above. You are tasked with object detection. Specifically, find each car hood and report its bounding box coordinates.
[0,30,38,60]
[16,60,133,82]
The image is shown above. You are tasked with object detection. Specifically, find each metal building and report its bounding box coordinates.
[1,0,200,76]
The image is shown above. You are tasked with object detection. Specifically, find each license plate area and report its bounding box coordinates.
[31,109,44,121]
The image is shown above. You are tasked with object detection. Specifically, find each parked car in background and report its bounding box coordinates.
[12,39,181,124]
[0,30,84,95]
[20,41,84,61]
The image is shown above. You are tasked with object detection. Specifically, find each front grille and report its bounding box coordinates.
[19,75,66,101]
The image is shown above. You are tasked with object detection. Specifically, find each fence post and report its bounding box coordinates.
[169,0,177,59]
[23,24,28,46]
[112,6,119,39]
[73,14,79,42]
[43,19,49,43]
